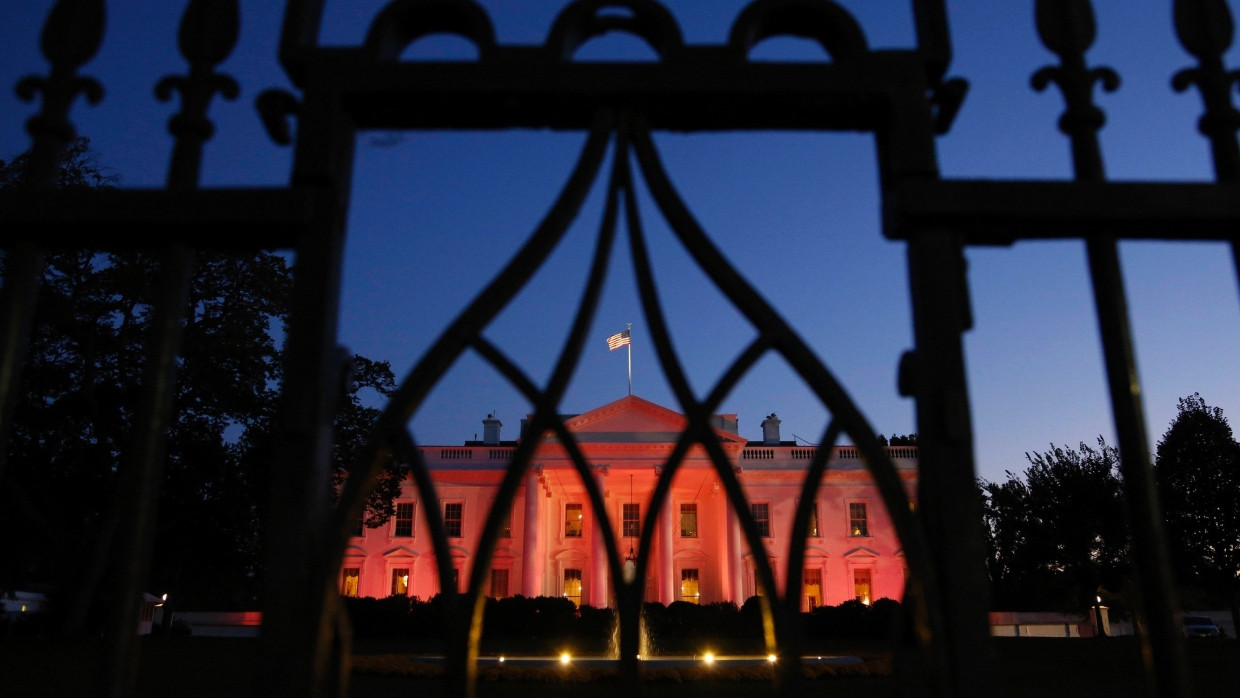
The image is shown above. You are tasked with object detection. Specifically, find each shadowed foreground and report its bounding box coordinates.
[3,636,1238,697]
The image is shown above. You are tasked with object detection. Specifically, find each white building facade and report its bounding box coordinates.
[341,395,917,610]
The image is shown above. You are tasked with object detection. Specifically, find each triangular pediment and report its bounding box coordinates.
[545,395,745,444]
[843,546,880,559]
[383,546,419,559]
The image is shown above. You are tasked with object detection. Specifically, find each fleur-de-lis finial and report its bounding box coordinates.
[155,0,241,185]
[1171,0,1240,179]
[14,0,106,182]
[1030,0,1119,179]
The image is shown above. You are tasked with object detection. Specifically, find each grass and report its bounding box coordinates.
[2,635,1237,696]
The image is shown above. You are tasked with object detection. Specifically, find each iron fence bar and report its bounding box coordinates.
[912,0,952,84]
[1032,2,1188,695]
[903,229,993,698]
[0,187,316,247]
[868,29,995,690]
[885,179,1240,244]
[1171,0,1240,298]
[0,0,104,497]
[261,58,359,698]
[103,4,241,692]
[312,49,921,133]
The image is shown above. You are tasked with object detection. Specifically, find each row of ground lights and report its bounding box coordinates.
[494,653,781,665]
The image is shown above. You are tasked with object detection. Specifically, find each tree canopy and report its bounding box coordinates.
[979,438,1128,612]
[1154,393,1240,616]
[1,139,404,617]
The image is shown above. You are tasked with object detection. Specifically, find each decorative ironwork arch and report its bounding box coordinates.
[328,118,943,693]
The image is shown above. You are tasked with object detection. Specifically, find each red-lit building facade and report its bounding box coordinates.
[341,395,916,610]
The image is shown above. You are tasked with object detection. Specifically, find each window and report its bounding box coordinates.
[394,502,414,537]
[565,503,583,537]
[853,568,872,605]
[490,568,509,598]
[351,515,364,538]
[680,503,698,537]
[444,502,463,538]
[341,568,360,597]
[849,502,869,537]
[751,502,771,537]
[807,501,819,538]
[622,503,640,538]
[497,506,512,538]
[563,568,582,607]
[680,568,700,604]
[391,568,410,596]
[804,568,823,611]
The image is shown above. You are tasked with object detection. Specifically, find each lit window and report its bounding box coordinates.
[680,569,700,604]
[751,502,771,537]
[497,507,512,538]
[804,568,823,611]
[853,568,872,605]
[491,568,509,598]
[563,568,582,606]
[444,502,463,538]
[680,503,698,537]
[565,503,583,537]
[341,568,360,597]
[849,502,869,537]
[807,502,819,538]
[394,502,414,537]
[391,568,410,596]
[623,503,640,538]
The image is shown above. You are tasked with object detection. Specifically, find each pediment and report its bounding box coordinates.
[383,546,419,559]
[548,395,746,445]
[843,546,879,559]
[803,545,830,559]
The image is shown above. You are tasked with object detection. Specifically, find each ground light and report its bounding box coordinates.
[702,652,715,665]
[559,652,571,665]
[767,654,778,664]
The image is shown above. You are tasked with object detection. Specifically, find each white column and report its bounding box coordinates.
[657,467,674,604]
[522,468,542,597]
[726,467,743,603]
[591,466,609,607]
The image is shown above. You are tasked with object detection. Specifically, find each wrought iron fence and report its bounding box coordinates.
[2,1,1238,697]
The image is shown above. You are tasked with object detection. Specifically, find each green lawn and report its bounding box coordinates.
[3,635,1237,696]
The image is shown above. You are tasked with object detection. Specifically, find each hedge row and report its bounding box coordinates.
[342,594,903,647]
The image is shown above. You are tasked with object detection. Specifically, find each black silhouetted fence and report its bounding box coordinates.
[3,2,1238,697]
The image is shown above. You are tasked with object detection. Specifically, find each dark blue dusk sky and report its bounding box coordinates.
[2,1,1238,483]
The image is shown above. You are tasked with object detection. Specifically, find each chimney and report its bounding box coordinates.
[761,413,781,445]
[482,413,502,445]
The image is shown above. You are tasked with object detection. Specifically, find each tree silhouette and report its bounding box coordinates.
[1,139,401,617]
[1155,393,1240,630]
[980,438,1128,612]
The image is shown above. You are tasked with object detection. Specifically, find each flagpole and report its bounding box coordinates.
[626,322,632,395]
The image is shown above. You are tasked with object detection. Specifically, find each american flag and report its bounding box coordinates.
[607,329,630,351]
